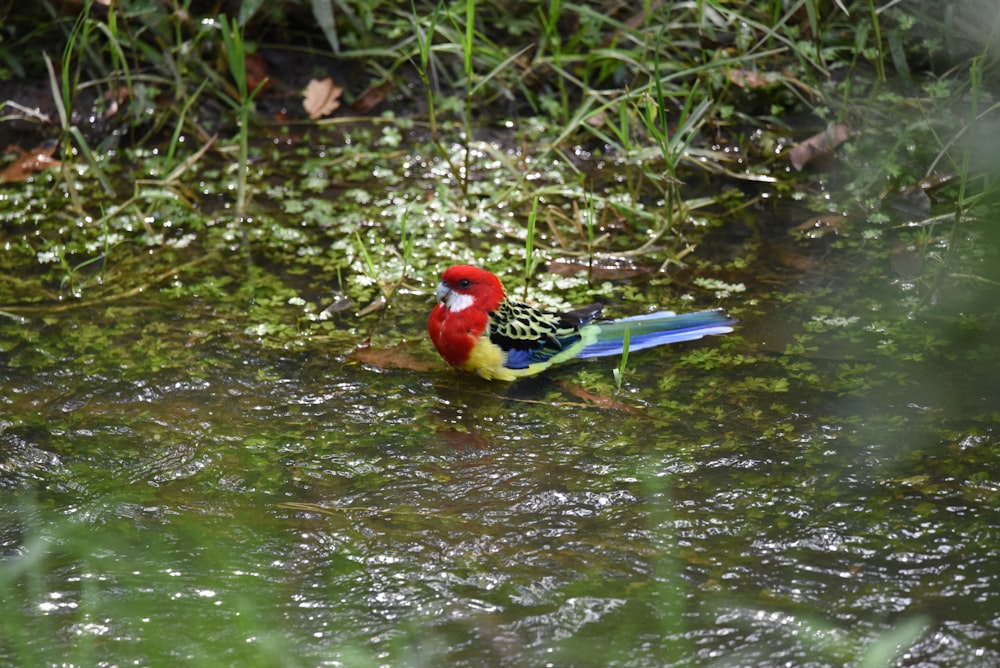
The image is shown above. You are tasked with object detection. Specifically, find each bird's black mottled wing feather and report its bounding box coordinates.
[488,300,604,369]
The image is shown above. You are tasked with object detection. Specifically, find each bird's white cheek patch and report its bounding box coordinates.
[446,293,475,313]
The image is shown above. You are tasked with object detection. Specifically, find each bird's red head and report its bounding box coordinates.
[428,265,506,369]
[436,265,506,314]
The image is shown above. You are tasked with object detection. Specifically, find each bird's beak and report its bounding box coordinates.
[435,282,450,305]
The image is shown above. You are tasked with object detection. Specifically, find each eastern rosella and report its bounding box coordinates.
[427,265,736,381]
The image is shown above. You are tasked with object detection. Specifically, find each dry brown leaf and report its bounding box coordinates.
[889,186,932,218]
[434,428,491,451]
[245,53,272,93]
[352,81,392,114]
[0,144,60,182]
[792,214,849,239]
[303,77,343,119]
[355,294,385,317]
[351,342,438,372]
[789,123,851,171]
[726,69,770,89]
[890,241,924,277]
[780,69,821,99]
[102,86,131,118]
[555,381,649,416]
[917,172,956,191]
[586,110,606,128]
[773,247,818,272]
[546,258,654,281]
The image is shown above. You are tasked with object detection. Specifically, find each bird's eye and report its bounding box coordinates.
[457,278,472,289]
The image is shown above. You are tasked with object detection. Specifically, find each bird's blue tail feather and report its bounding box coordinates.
[577,309,735,359]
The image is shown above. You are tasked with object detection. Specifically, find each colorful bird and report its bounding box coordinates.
[427,264,736,381]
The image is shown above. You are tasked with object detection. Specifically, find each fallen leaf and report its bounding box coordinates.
[555,381,649,416]
[589,111,609,130]
[774,248,818,272]
[245,53,271,93]
[788,123,851,170]
[889,186,932,218]
[103,86,131,119]
[351,342,438,372]
[321,295,354,315]
[726,69,770,89]
[0,144,60,182]
[434,428,491,451]
[699,32,736,50]
[780,69,821,99]
[546,257,654,280]
[303,77,343,119]
[890,240,924,277]
[917,172,955,191]
[352,81,393,114]
[792,214,848,239]
[355,294,385,317]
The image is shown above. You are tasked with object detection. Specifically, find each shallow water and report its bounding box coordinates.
[2,129,999,665]
[3,264,998,667]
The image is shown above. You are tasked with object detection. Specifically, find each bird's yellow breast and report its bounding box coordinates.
[463,335,562,382]
[457,325,594,381]
[461,336,515,381]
